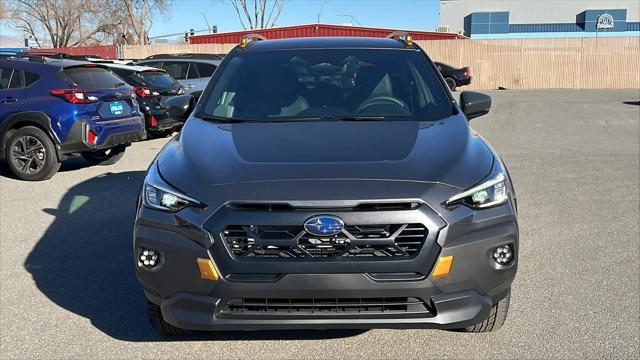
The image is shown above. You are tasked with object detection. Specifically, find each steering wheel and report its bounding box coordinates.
[356,96,407,113]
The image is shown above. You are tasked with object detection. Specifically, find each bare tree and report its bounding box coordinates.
[0,1,7,20]
[6,0,118,47]
[229,0,286,30]
[5,0,169,48]
[120,0,169,45]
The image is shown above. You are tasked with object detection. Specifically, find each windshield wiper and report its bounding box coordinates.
[197,115,402,123]
[268,116,322,122]
[197,114,262,123]
[321,116,389,121]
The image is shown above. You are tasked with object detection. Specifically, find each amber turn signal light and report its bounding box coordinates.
[431,255,453,279]
[196,258,219,281]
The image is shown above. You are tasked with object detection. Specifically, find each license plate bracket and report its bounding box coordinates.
[109,101,124,115]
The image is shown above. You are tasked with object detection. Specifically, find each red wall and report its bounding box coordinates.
[25,45,117,59]
[190,24,465,44]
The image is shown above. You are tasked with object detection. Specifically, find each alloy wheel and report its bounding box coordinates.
[11,136,46,174]
[446,78,456,91]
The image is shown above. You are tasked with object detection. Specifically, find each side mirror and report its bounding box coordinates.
[190,90,203,102]
[165,95,195,122]
[460,91,491,120]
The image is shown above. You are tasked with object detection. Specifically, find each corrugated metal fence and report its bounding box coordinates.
[121,43,235,59]
[416,37,640,89]
[26,45,117,59]
[121,37,639,89]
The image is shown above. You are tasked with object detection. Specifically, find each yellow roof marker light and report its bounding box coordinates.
[385,31,413,47]
[239,33,268,48]
[431,255,453,279]
[196,258,219,281]
[404,35,413,46]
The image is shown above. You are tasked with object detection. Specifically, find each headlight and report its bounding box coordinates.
[143,165,202,212]
[445,173,508,209]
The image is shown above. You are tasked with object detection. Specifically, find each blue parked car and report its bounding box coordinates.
[0,57,146,181]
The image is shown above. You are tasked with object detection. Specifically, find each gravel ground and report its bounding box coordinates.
[1,89,639,359]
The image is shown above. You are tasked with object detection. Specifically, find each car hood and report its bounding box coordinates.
[158,114,494,201]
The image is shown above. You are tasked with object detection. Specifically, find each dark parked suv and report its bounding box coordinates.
[100,63,183,137]
[0,57,145,180]
[134,35,518,335]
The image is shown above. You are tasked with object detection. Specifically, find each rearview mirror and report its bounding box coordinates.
[165,95,195,122]
[460,91,491,120]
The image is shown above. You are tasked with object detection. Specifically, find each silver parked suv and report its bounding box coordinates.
[136,54,223,94]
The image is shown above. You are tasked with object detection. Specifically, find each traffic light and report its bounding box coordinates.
[184,32,188,42]
[212,25,218,33]
[190,28,195,36]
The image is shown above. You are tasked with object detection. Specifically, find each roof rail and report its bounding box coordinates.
[143,53,225,60]
[386,31,413,46]
[13,54,48,63]
[20,52,101,60]
[239,34,267,48]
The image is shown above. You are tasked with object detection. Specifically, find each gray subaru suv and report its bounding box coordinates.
[134,34,518,335]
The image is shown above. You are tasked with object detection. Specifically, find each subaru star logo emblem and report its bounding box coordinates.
[304,215,344,236]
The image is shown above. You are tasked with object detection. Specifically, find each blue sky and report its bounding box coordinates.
[1,0,441,45]
[161,0,441,35]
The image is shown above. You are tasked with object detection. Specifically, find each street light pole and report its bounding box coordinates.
[337,14,362,26]
[197,10,212,34]
[317,0,328,24]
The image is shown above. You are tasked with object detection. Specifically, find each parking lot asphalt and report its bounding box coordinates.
[1,89,638,359]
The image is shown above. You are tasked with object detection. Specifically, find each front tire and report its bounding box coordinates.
[460,291,511,332]
[81,145,126,166]
[444,77,457,92]
[6,126,61,181]
[147,300,187,336]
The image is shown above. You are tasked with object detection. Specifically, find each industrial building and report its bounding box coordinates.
[189,23,465,44]
[439,0,640,38]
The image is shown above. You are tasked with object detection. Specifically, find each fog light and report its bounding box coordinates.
[492,245,513,265]
[138,248,160,268]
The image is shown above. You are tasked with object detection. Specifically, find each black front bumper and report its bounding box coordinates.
[134,199,517,331]
[150,287,493,331]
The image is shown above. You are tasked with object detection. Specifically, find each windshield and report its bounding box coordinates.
[199,49,452,121]
[137,71,180,89]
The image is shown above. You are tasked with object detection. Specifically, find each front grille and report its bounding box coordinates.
[223,223,428,259]
[223,297,430,316]
[228,202,421,212]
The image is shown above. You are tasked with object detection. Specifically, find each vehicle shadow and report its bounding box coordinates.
[24,171,365,342]
[58,157,95,172]
[0,158,93,180]
[0,159,14,178]
[622,101,639,106]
